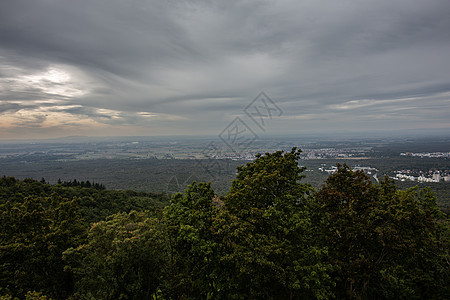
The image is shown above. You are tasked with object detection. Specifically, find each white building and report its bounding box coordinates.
[432,172,441,182]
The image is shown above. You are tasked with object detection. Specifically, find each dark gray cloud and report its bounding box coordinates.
[0,0,449,139]
[0,102,21,113]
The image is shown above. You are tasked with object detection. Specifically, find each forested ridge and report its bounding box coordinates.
[1,148,449,299]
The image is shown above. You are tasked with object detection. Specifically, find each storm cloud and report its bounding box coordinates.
[0,0,449,139]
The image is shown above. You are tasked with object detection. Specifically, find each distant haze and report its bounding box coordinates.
[1,0,449,140]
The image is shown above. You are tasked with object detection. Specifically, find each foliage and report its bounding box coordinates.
[316,164,449,299]
[0,176,169,224]
[161,182,221,299]
[221,148,335,299]
[58,178,105,190]
[1,151,449,299]
[0,195,85,299]
[0,290,52,300]
[0,177,168,299]
[64,211,165,299]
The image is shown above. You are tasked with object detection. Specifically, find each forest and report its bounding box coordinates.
[1,148,449,299]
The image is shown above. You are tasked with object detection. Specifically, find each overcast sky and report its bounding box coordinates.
[1,0,449,140]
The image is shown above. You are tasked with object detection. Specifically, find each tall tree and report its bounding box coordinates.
[222,148,334,299]
[162,182,222,299]
[316,164,449,299]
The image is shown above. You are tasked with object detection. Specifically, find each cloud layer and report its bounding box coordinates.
[1,0,449,139]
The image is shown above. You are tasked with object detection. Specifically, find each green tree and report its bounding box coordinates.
[0,196,85,299]
[221,148,334,299]
[316,164,449,299]
[63,210,165,299]
[161,181,222,299]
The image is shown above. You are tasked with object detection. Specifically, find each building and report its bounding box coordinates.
[432,172,441,182]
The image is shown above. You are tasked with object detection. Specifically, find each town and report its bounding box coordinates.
[393,169,450,183]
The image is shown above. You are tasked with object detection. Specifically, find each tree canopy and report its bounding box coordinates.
[1,150,449,299]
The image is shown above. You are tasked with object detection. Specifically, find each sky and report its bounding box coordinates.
[1,0,449,140]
